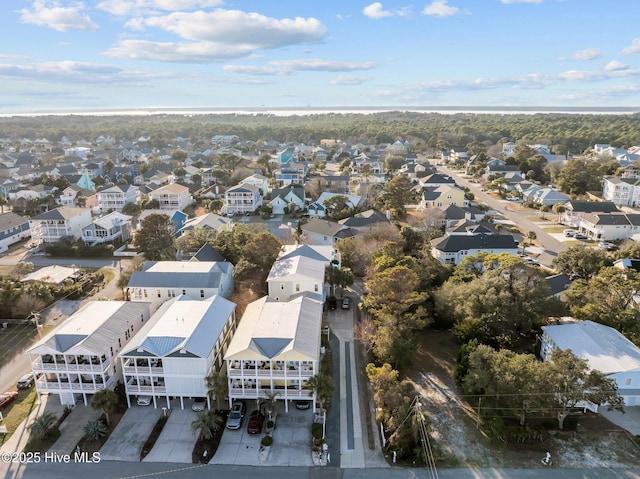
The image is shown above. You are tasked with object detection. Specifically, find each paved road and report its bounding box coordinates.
[436,164,567,267]
[1,462,640,479]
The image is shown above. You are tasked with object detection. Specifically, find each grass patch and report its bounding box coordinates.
[0,265,17,277]
[541,226,567,233]
[0,388,39,443]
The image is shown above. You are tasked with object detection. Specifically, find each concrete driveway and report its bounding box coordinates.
[600,406,640,435]
[100,405,161,461]
[143,408,197,463]
[211,403,313,466]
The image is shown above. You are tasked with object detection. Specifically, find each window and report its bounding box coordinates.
[110,346,114,357]
[296,284,300,292]
[314,284,318,292]
[157,289,161,298]
[118,338,121,347]
[281,284,284,290]
[626,378,632,386]
[200,289,205,298]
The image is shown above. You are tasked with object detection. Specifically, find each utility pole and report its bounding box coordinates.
[31,311,42,338]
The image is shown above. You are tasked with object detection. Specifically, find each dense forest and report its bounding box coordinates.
[2,112,640,154]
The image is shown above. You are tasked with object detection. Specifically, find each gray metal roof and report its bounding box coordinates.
[129,261,232,289]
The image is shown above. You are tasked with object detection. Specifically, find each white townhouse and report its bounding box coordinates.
[224,183,263,214]
[602,176,640,207]
[267,249,329,302]
[120,295,236,409]
[29,207,92,244]
[27,301,152,406]
[81,211,132,246]
[224,294,323,412]
[578,213,640,241]
[97,184,139,212]
[127,261,234,302]
[541,320,640,409]
[240,173,269,196]
[148,183,193,210]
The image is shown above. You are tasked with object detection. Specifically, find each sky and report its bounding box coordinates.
[1,0,640,114]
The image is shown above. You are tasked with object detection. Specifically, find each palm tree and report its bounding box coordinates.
[552,203,566,223]
[90,389,119,426]
[83,418,108,441]
[539,204,550,219]
[305,374,335,411]
[28,412,57,440]
[527,230,537,246]
[191,410,223,441]
[205,370,228,410]
[261,391,279,421]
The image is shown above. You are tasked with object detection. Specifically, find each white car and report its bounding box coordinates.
[506,196,520,202]
[598,242,617,251]
[192,397,206,412]
[137,396,152,406]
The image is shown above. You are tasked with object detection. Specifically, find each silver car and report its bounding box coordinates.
[226,401,246,429]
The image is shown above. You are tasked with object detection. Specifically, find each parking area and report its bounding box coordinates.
[100,405,161,461]
[211,402,313,466]
[143,408,198,463]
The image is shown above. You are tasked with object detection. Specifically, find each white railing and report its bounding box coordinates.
[126,385,167,394]
[229,388,309,398]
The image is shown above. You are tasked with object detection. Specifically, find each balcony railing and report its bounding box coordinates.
[227,366,314,378]
[229,387,309,398]
[33,358,109,373]
[123,366,164,375]
[36,379,112,392]
[126,385,167,394]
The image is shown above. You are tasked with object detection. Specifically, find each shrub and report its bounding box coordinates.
[266,420,274,429]
[311,422,323,440]
[261,435,273,447]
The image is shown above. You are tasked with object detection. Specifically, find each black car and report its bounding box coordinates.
[328,297,337,310]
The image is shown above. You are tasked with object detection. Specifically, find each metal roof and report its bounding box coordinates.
[267,255,325,282]
[128,261,232,289]
[224,294,323,361]
[121,295,235,358]
[543,321,640,375]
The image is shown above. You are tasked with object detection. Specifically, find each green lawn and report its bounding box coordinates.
[0,387,39,443]
[542,226,568,233]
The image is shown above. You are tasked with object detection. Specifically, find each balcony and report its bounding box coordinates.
[229,387,309,399]
[33,356,109,373]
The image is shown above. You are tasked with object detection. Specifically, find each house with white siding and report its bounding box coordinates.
[127,261,233,302]
[0,212,30,253]
[541,320,640,409]
[224,294,323,412]
[120,295,236,409]
[27,301,152,406]
[29,207,92,244]
[81,211,132,246]
[97,184,140,212]
[148,183,193,211]
[267,254,326,302]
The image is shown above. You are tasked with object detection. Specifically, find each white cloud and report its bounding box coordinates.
[223,59,377,76]
[605,60,628,72]
[622,39,640,55]
[422,1,460,17]
[499,0,543,4]
[96,0,223,16]
[18,0,99,32]
[330,75,371,85]
[569,48,601,61]
[104,40,255,63]
[125,10,326,47]
[363,2,393,19]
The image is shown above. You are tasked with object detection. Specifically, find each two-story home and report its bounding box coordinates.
[120,294,236,409]
[431,233,519,265]
[274,162,307,186]
[240,173,269,196]
[602,176,640,207]
[269,185,306,215]
[224,183,262,215]
[176,213,230,237]
[59,186,98,209]
[578,213,640,241]
[300,218,356,246]
[0,212,30,253]
[561,201,619,227]
[127,261,233,302]
[27,301,152,406]
[82,212,132,246]
[267,254,326,302]
[29,207,93,244]
[148,183,193,211]
[224,294,323,412]
[419,184,468,209]
[97,184,140,212]
[541,320,640,410]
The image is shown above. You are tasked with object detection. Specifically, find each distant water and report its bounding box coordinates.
[1,105,639,117]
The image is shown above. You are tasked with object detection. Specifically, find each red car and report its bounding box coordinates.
[0,391,18,409]
[246,410,265,434]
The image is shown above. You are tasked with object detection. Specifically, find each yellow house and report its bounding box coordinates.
[419,184,468,210]
[224,294,323,412]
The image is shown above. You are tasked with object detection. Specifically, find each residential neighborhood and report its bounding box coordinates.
[3,127,640,475]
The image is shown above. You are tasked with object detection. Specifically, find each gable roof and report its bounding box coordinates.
[0,212,28,231]
[224,295,323,361]
[278,244,335,263]
[30,207,90,221]
[545,273,571,296]
[191,243,226,262]
[267,255,326,282]
[565,201,619,214]
[128,261,232,289]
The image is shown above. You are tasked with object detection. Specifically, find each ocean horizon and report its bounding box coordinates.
[1,105,639,118]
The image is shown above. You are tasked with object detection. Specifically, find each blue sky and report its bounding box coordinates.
[1,0,640,113]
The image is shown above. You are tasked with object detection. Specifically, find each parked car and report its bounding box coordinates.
[137,396,152,406]
[246,410,265,434]
[294,400,311,410]
[563,229,576,237]
[341,297,351,310]
[506,196,520,202]
[574,233,588,240]
[0,391,18,409]
[598,242,617,251]
[327,297,337,310]
[192,397,206,412]
[226,401,246,429]
[17,373,34,389]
